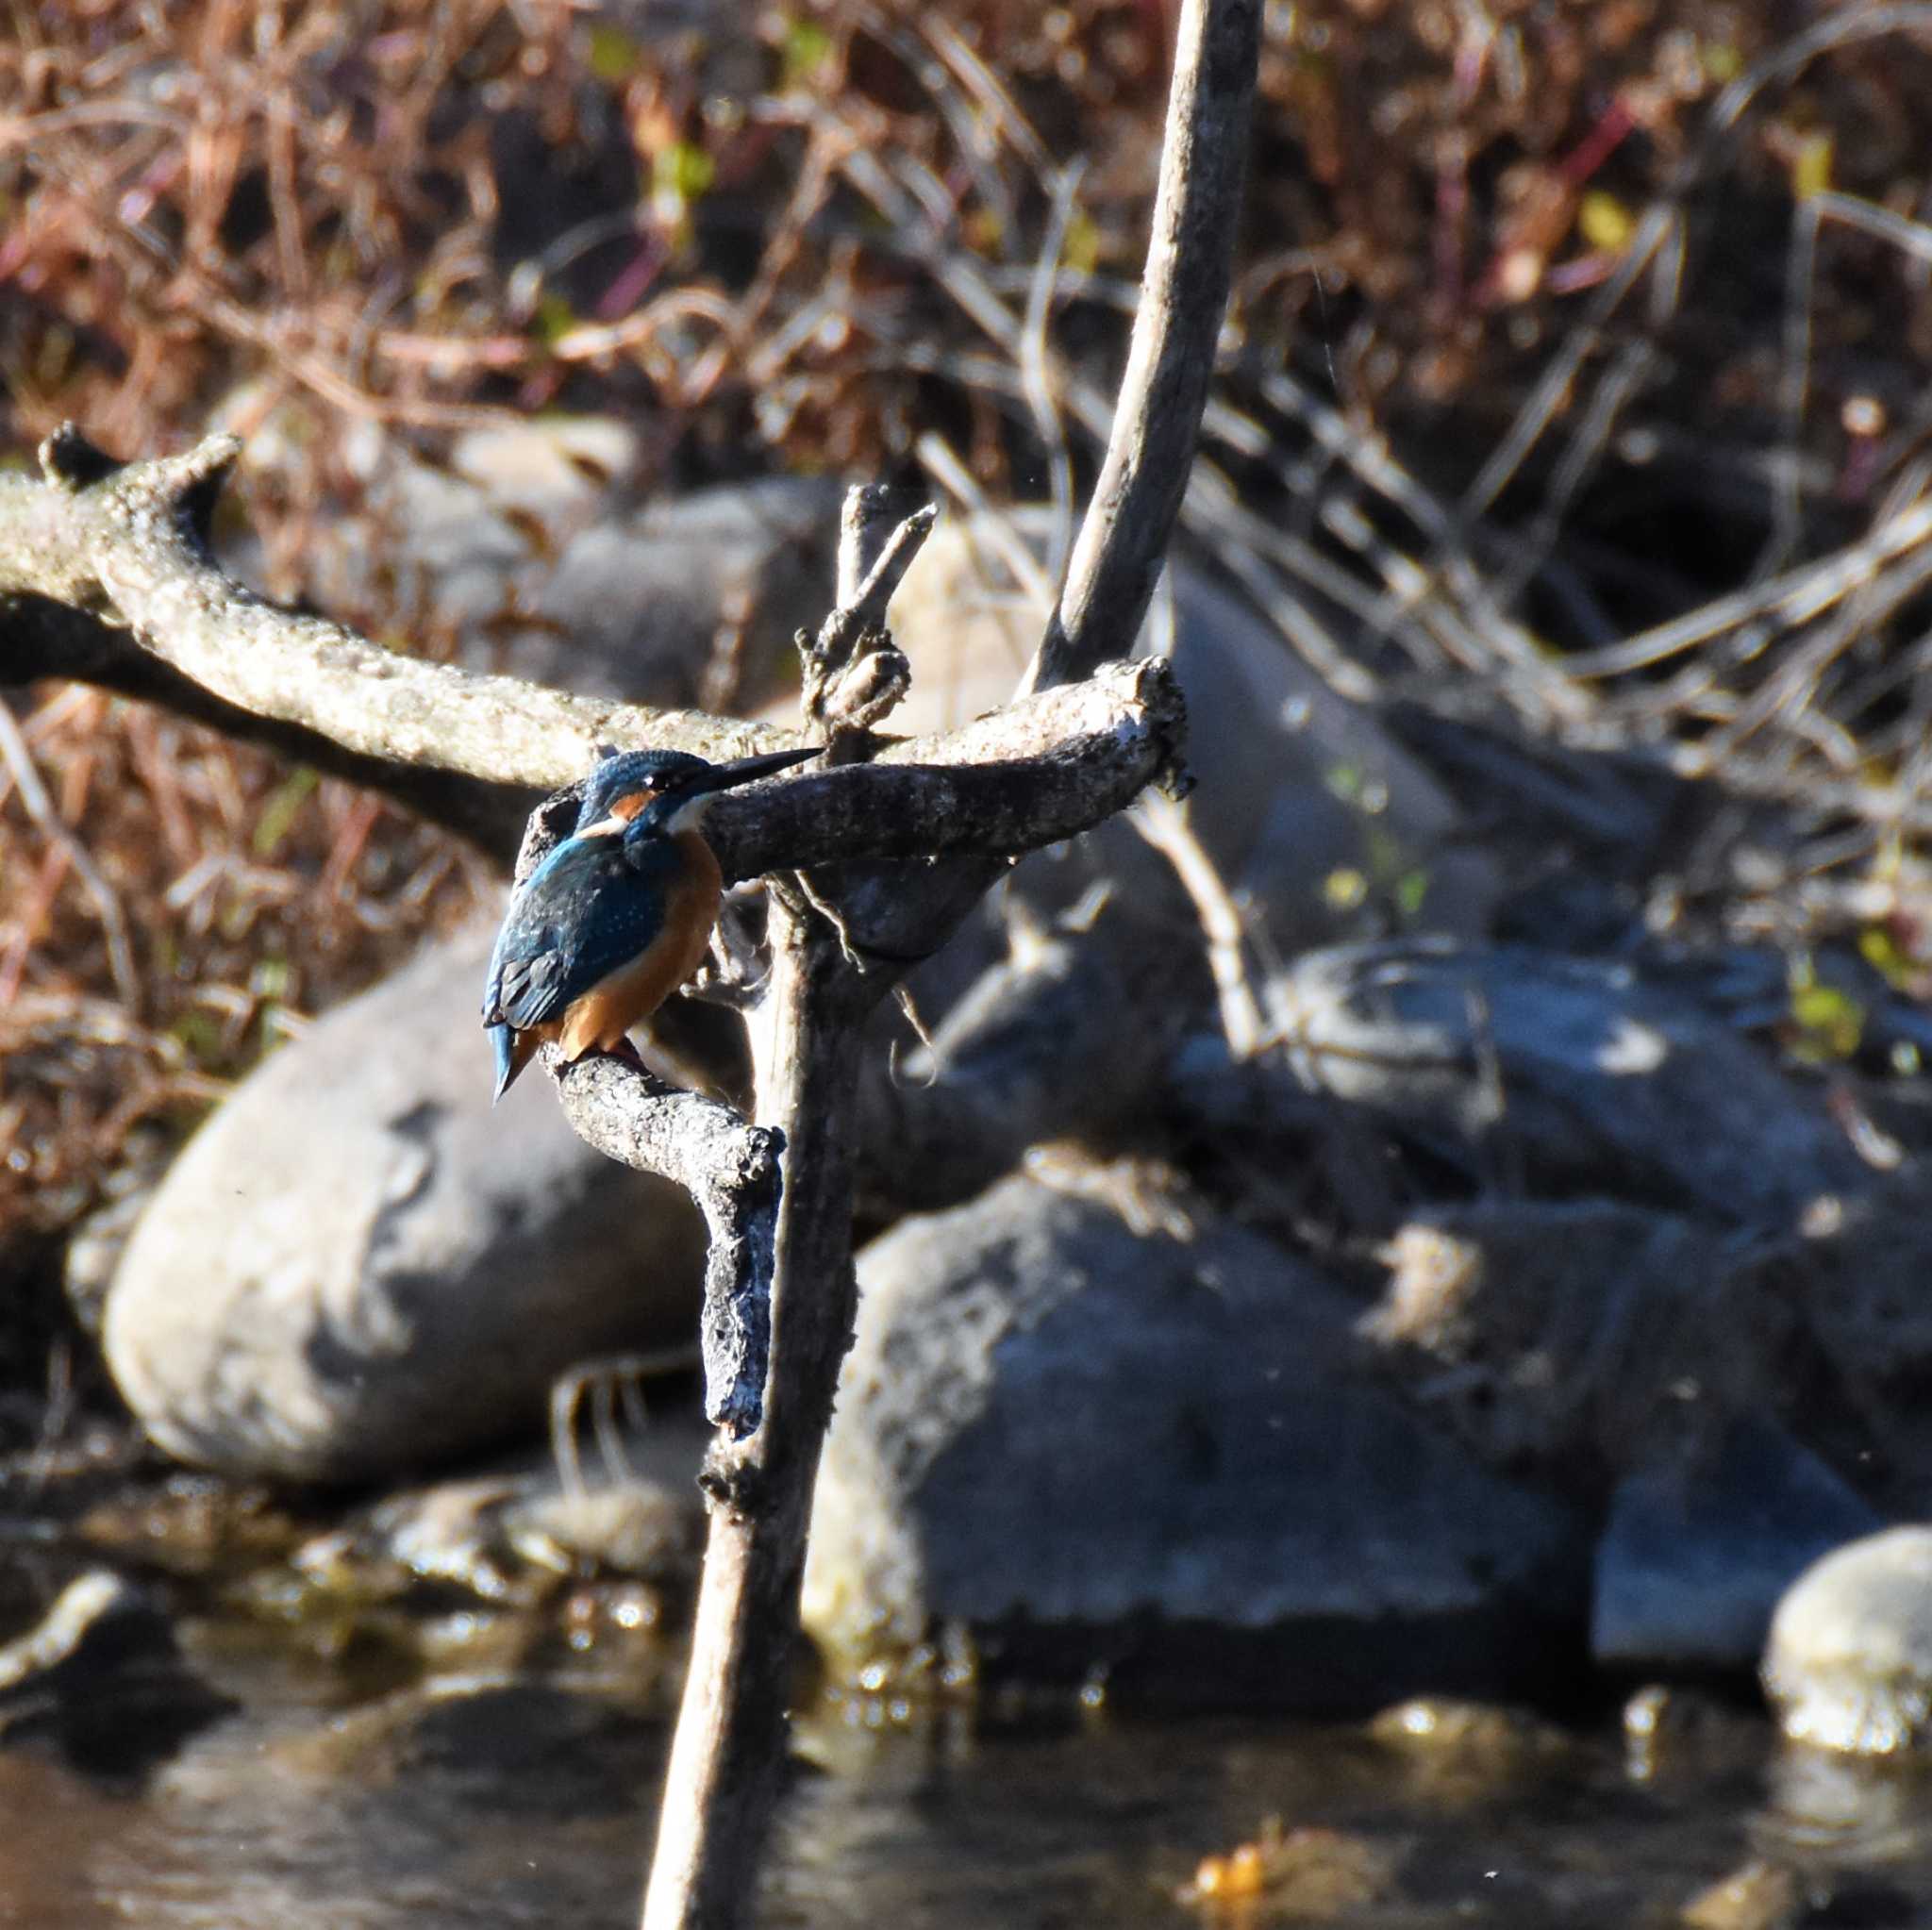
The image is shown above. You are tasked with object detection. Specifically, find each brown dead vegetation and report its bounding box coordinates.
[7,0,1932,1245]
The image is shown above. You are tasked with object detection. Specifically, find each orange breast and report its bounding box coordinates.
[557,831,724,1060]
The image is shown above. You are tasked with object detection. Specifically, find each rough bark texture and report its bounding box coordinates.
[553,1055,783,1439]
[641,910,869,1930]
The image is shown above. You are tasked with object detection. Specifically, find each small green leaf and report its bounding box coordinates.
[253,767,318,858]
[533,292,579,346]
[1577,191,1632,253]
[250,957,292,1002]
[587,23,639,83]
[1791,133,1833,203]
[1858,924,1917,990]
[1323,867,1367,911]
[1061,211,1102,275]
[1787,955,1863,1062]
[780,18,834,88]
[654,139,716,209]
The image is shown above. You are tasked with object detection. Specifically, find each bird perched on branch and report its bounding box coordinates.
[482,744,821,1101]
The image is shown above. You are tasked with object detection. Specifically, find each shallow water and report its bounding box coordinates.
[9,1613,1932,1930]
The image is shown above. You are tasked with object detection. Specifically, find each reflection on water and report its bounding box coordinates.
[10,1627,1932,1929]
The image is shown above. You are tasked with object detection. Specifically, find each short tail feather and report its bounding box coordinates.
[490,1023,540,1103]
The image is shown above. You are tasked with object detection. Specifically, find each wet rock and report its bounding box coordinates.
[284,1416,706,1610]
[103,923,707,1483]
[74,1475,307,1578]
[1592,1418,1881,1673]
[1368,1697,1573,1806]
[1764,1527,1932,1755]
[1179,1821,1393,1916]
[0,1570,171,1705]
[803,1172,1585,1712]
[1267,940,1871,1226]
[1623,1683,1773,1787]
[0,1569,234,1773]
[275,1677,668,1811]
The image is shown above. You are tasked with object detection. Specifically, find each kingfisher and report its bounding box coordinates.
[482,743,821,1101]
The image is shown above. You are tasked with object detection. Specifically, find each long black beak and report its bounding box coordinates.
[690,745,822,795]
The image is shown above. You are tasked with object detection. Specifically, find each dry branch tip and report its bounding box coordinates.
[40,424,124,491]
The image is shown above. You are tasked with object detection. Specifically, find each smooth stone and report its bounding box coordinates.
[1267,940,1873,1226]
[103,923,706,1484]
[804,1173,1585,1712]
[525,477,840,709]
[1592,1418,1881,1672]
[1764,1527,1932,1754]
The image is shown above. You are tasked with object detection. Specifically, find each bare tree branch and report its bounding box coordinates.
[1021,0,1260,694]
[635,8,1256,1925]
[0,428,1183,869]
[551,1056,781,1439]
[0,426,785,792]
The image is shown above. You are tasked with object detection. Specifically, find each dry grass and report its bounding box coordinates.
[8,0,1932,1250]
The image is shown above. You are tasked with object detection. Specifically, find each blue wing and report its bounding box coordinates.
[481,834,676,1032]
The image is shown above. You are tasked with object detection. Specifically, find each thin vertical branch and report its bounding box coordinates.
[1021,0,1261,695]
[639,495,914,1930]
[640,922,868,1930]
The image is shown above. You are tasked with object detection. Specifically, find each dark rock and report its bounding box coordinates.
[854,888,1205,1215]
[1750,1163,1932,1516]
[1764,1527,1932,1755]
[103,923,706,1483]
[0,1568,234,1774]
[1591,1417,1881,1673]
[804,1173,1585,1712]
[1356,1201,1839,1491]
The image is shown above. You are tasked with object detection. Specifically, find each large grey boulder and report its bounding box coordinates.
[1261,940,1873,1226]
[103,923,705,1484]
[803,1173,1585,1710]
